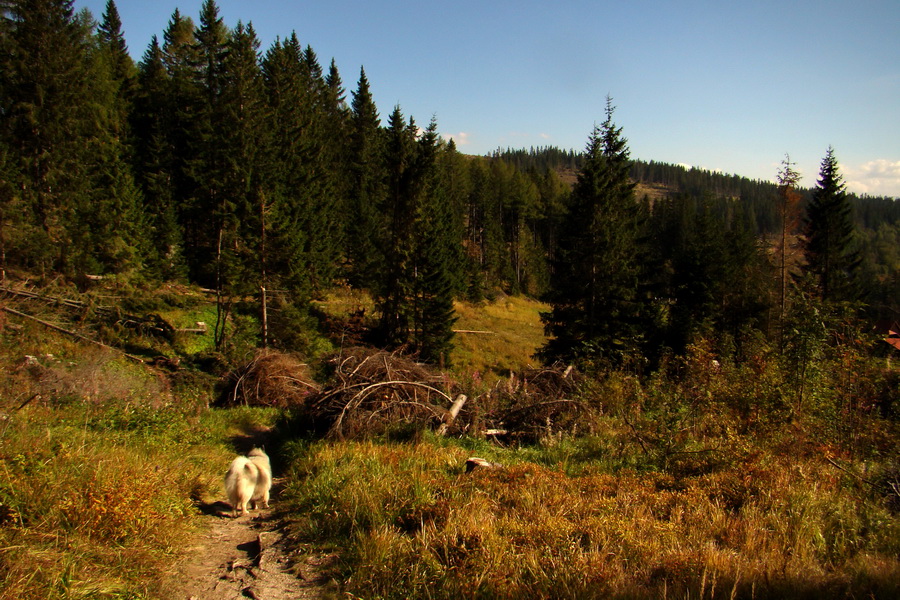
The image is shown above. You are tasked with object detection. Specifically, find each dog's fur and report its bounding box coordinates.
[224,448,272,517]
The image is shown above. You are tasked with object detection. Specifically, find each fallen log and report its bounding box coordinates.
[437,394,468,436]
[1,306,145,363]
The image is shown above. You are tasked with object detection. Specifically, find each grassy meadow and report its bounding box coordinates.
[1,283,899,599]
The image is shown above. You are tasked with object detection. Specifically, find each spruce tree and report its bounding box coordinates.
[133,35,186,280]
[720,200,772,349]
[261,34,312,298]
[5,0,93,273]
[376,106,418,347]
[261,33,340,299]
[97,0,134,127]
[663,196,728,350]
[217,21,271,347]
[410,118,458,364]
[346,67,385,289]
[803,147,859,303]
[78,2,147,276]
[1,0,21,273]
[539,99,644,367]
[160,9,201,276]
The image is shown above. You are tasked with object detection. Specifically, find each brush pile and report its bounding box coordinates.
[217,350,318,408]
[305,347,457,439]
[481,364,591,443]
[218,349,591,444]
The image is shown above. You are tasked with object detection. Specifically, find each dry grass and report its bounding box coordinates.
[0,316,278,599]
[451,295,548,380]
[278,342,900,599]
[281,431,900,600]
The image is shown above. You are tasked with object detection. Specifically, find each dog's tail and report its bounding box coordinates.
[225,456,255,502]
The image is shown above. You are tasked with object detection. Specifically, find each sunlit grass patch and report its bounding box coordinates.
[451,295,548,380]
[0,359,278,600]
[280,433,900,599]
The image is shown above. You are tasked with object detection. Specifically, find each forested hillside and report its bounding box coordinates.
[4,2,900,599]
[1,0,898,367]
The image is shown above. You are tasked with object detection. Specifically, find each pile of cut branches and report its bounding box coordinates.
[305,347,458,439]
[217,350,318,408]
[479,364,592,443]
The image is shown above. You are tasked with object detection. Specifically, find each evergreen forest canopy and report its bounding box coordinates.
[1,0,898,368]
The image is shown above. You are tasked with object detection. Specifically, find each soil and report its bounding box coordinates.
[161,493,337,600]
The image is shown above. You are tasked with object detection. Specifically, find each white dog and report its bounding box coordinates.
[224,448,272,517]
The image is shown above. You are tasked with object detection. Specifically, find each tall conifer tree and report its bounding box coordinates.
[346,67,385,288]
[5,0,92,272]
[803,147,858,303]
[376,106,418,347]
[539,99,644,367]
[133,35,186,279]
[97,0,134,126]
[159,9,201,276]
[411,119,458,364]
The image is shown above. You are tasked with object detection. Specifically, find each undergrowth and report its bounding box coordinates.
[2,282,899,599]
[0,312,278,599]
[280,430,900,599]
[276,339,900,599]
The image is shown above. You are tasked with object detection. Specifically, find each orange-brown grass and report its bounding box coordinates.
[0,320,277,599]
[0,395,277,599]
[281,432,900,599]
[451,296,548,380]
[1,404,191,598]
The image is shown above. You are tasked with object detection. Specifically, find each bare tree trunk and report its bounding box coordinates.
[260,285,268,349]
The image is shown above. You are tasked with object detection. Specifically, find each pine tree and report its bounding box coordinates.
[664,196,728,350]
[346,67,385,289]
[97,0,134,127]
[410,118,458,364]
[77,1,147,276]
[803,147,859,303]
[159,9,201,276]
[261,34,311,298]
[190,0,234,345]
[133,35,186,280]
[434,136,470,297]
[261,33,340,300]
[1,0,22,274]
[168,1,229,285]
[5,0,93,273]
[539,98,644,367]
[720,200,772,349]
[218,21,271,347]
[375,106,419,347]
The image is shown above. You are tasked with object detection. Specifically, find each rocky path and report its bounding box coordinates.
[161,491,336,600]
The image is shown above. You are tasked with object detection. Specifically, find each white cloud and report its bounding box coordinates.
[540,133,551,140]
[446,131,470,146]
[845,159,900,197]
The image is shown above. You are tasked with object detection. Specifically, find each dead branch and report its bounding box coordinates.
[2,306,145,363]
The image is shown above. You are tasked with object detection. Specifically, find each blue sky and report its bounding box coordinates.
[74,0,900,197]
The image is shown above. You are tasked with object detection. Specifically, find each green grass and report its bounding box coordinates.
[311,286,548,380]
[0,310,279,599]
[3,282,899,599]
[451,295,548,380]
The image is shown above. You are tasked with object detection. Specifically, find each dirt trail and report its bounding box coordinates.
[162,494,335,600]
